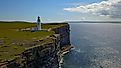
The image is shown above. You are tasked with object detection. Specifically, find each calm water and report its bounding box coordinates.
[63,23,121,68]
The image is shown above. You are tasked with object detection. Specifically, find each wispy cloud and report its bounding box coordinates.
[64,0,121,18]
[66,2,87,6]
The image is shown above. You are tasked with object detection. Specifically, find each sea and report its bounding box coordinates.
[62,23,121,68]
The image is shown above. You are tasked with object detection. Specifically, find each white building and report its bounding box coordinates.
[37,16,41,30]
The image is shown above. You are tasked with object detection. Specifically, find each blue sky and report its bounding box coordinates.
[0,0,121,22]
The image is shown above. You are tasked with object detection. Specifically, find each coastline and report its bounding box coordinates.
[0,22,72,68]
[59,45,74,68]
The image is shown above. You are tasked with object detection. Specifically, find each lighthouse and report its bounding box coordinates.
[37,16,41,30]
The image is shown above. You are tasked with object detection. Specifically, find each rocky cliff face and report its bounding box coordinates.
[0,23,71,68]
[51,23,70,47]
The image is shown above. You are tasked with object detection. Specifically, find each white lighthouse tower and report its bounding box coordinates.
[37,16,41,30]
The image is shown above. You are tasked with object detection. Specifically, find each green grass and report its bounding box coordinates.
[0,21,67,62]
[0,21,55,62]
[0,30,54,40]
[0,44,25,62]
[0,21,36,29]
[42,23,68,29]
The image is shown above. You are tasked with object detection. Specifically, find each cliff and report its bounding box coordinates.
[0,22,71,68]
[42,23,71,47]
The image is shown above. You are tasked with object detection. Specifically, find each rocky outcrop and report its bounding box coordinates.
[0,23,71,68]
[50,23,70,47]
[43,23,71,47]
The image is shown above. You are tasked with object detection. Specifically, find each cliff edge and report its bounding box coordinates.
[0,22,72,68]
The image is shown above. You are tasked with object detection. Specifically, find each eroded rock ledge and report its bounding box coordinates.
[0,23,72,68]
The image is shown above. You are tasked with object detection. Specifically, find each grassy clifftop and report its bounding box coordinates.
[42,23,68,29]
[0,21,55,62]
[0,21,36,29]
[0,21,68,62]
